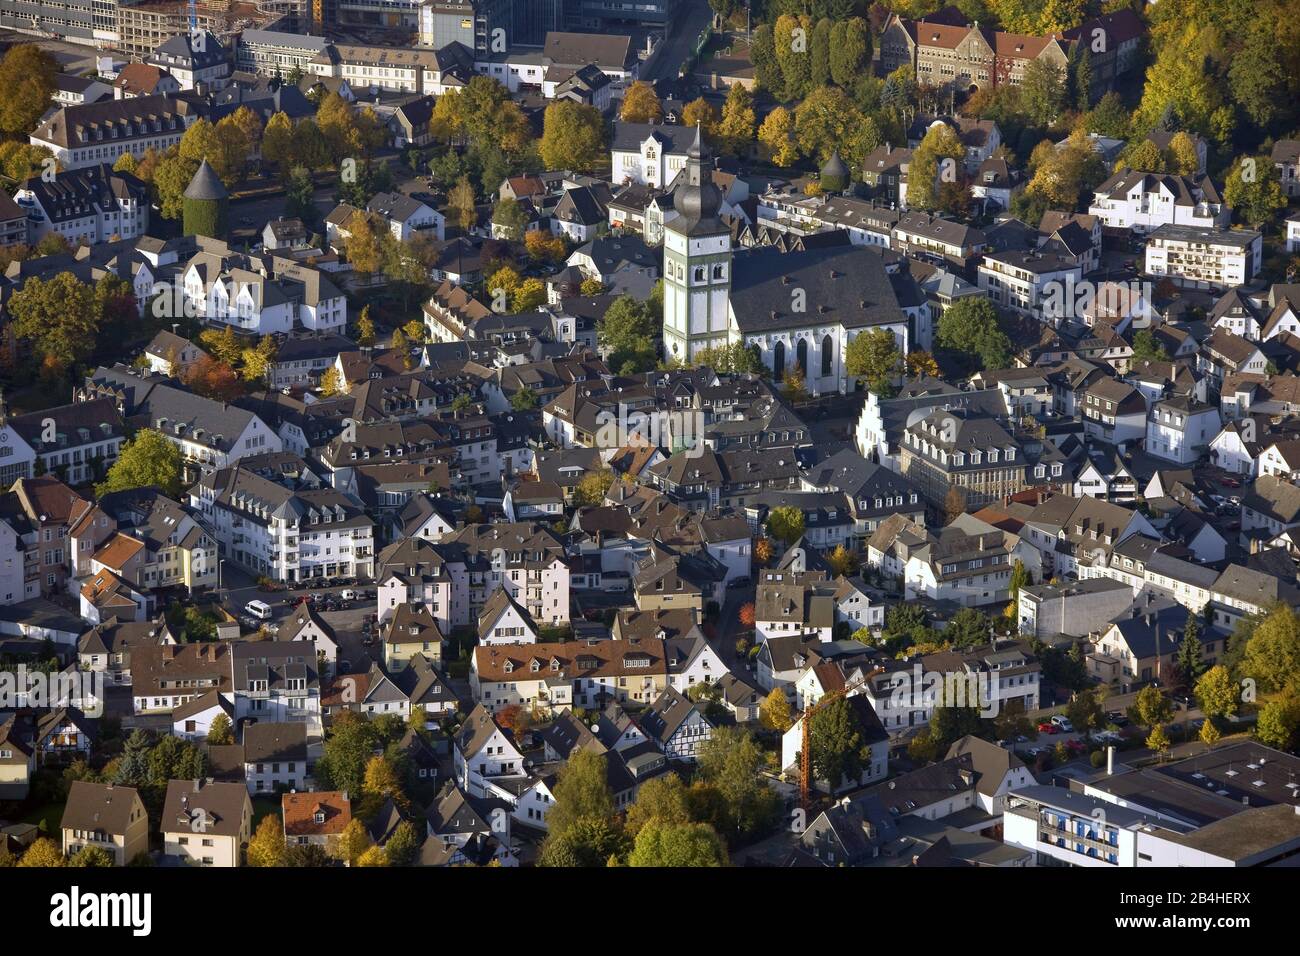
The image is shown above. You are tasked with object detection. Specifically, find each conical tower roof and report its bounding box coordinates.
[821,149,849,184]
[184,158,228,201]
[671,124,723,230]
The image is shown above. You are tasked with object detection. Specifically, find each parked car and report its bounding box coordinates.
[1051,715,1073,732]
[340,589,358,601]
[1106,712,1129,727]
[1221,477,1241,488]
[1037,722,1057,735]
[1064,738,1087,755]
[728,576,751,589]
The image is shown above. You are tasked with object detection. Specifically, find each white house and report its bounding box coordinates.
[1145,397,1221,464]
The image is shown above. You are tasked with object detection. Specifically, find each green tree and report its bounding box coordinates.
[1146,723,1172,756]
[544,749,617,841]
[1131,328,1171,363]
[8,271,99,373]
[1255,697,1300,751]
[1239,603,1300,694]
[356,306,377,347]
[384,820,420,866]
[68,845,114,867]
[1134,684,1174,730]
[330,818,371,867]
[0,44,58,137]
[765,505,805,545]
[695,727,780,840]
[574,469,616,507]
[627,820,728,867]
[808,695,871,789]
[1223,156,1287,227]
[492,196,527,241]
[1007,559,1030,608]
[845,328,901,394]
[540,101,605,172]
[907,121,964,212]
[623,774,691,838]
[1020,60,1066,127]
[448,175,477,233]
[1175,618,1207,683]
[757,106,799,167]
[510,387,539,411]
[1195,665,1239,721]
[829,18,870,89]
[97,430,183,498]
[936,296,1012,371]
[538,816,626,867]
[597,295,657,373]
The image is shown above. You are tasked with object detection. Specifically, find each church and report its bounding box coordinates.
[660,129,927,396]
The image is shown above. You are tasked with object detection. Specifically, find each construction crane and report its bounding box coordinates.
[798,667,882,811]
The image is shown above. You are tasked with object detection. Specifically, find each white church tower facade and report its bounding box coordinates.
[662,126,733,364]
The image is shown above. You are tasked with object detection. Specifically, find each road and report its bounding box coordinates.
[643,0,715,82]
[216,561,375,636]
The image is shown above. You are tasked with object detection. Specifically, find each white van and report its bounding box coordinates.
[244,600,274,621]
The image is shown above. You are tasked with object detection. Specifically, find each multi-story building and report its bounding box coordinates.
[191,463,375,583]
[897,410,1040,508]
[0,0,117,47]
[978,249,1083,319]
[1088,171,1230,235]
[6,398,125,487]
[471,637,669,713]
[230,641,322,731]
[235,28,331,74]
[181,239,348,335]
[13,164,149,246]
[146,30,231,91]
[1144,225,1263,291]
[877,9,1144,97]
[1144,396,1221,464]
[29,94,200,170]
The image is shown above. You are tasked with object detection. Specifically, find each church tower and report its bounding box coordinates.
[661,126,733,364]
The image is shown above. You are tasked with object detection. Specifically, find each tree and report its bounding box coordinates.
[750,24,783,99]
[754,537,774,566]
[760,688,793,732]
[627,820,727,867]
[68,845,114,867]
[184,355,242,403]
[538,816,626,867]
[716,82,756,156]
[1227,24,1286,129]
[544,749,617,842]
[240,335,278,384]
[97,430,183,498]
[1175,618,1206,684]
[247,814,288,867]
[695,727,780,839]
[316,710,383,796]
[510,387,539,411]
[782,367,807,403]
[449,175,477,233]
[907,122,964,212]
[795,86,878,170]
[1007,559,1030,608]
[18,837,65,867]
[385,820,420,866]
[830,18,870,88]
[1199,718,1222,748]
[623,774,691,838]
[620,81,662,123]
[597,295,657,373]
[1255,697,1300,751]
[1135,684,1174,730]
[319,367,342,397]
[525,230,566,264]
[207,714,234,745]
[1131,328,1171,363]
[845,328,901,393]
[692,342,763,375]
[1146,723,1172,756]
[682,97,720,138]
[1020,60,1066,127]
[1223,156,1287,227]
[356,306,377,347]
[574,469,616,507]
[8,271,98,372]
[0,44,58,137]
[1239,603,1300,694]
[766,505,805,545]
[363,754,407,808]
[512,277,546,313]
[1195,665,1238,721]
[540,101,605,172]
[809,696,871,789]
[1166,132,1201,175]
[774,14,812,100]
[757,106,799,167]
[906,350,941,378]
[827,544,857,577]
[330,818,372,866]
[1065,687,1106,735]
[492,197,527,240]
[738,602,756,629]
[262,111,295,172]
[343,211,384,277]
[1027,127,1107,208]
[356,846,389,867]
[936,296,1012,371]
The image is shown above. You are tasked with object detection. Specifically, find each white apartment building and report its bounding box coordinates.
[610,123,694,189]
[13,163,149,245]
[978,249,1084,319]
[1144,225,1262,291]
[182,243,348,336]
[191,464,375,584]
[29,94,200,170]
[1145,397,1221,464]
